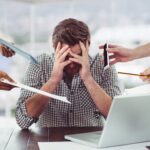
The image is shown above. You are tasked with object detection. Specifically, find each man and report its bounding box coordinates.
[99,43,150,82]
[16,18,121,129]
[0,44,15,90]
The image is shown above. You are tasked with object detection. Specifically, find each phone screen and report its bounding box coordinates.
[103,43,109,70]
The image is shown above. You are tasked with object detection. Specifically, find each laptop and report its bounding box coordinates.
[65,93,150,148]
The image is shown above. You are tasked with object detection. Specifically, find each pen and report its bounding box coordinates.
[118,72,150,78]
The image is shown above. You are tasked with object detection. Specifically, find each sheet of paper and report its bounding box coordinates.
[38,141,150,150]
[1,80,71,104]
[0,38,37,64]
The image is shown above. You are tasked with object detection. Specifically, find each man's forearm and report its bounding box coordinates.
[83,76,112,118]
[25,78,59,118]
[133,43,150,59]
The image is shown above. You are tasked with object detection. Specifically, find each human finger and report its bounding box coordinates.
[57,46,70,59]
[79,41,86,55]
[62,60,72,67]
[55,42,61,53]
[69,50,81,60]
[99,44,119,49]
[59,48,70,62]
[69,57,82,65]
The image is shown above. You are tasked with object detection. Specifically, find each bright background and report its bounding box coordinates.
[0,0,150,123]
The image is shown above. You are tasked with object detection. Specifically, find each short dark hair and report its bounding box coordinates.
[52,18,90,48]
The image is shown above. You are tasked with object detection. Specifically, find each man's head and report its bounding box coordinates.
[52,18,90,49]
[52,18,90,76]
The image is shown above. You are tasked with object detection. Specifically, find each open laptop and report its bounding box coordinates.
[65,93,150,148]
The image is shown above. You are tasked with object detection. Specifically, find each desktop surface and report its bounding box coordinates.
[0,126,102,150]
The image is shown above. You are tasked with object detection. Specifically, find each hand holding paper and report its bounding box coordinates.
[1,79,70,104]
[0,71,16,90]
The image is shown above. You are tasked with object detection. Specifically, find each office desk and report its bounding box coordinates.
[0,126,102,150]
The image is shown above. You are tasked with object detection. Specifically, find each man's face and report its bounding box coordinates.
[62,43,82,76]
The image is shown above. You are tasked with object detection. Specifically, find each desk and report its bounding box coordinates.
[0,127,102,150]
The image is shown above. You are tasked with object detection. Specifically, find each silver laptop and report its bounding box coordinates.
[65,93,150,148]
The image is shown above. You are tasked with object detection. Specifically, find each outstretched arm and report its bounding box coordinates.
[99,43,150,65]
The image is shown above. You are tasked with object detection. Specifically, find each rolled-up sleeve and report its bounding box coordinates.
[15,58,43,129]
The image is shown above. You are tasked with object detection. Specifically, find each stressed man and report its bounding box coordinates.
[16,18,121,129]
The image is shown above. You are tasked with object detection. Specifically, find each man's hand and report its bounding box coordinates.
[140,68,150,83]
[99,44,134,65]
[0,44,15,57]
[51,42,71,83]
[0,71,15,90]
[69,41,92,81]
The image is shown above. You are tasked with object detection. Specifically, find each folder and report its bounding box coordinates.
[0,38,37,64]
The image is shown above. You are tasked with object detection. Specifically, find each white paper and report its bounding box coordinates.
[1,80,71,104]
[38,141,150,150]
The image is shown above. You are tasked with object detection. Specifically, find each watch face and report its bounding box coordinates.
[103,43,109,70]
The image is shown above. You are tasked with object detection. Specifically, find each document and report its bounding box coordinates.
[1,80,71,104]
[0,38,37,64]
[38,141,150,150]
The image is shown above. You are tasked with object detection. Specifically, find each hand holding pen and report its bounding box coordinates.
[118,70,150,83]
[140,68,150,82]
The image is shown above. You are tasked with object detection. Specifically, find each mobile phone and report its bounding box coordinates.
[103,43,109,70]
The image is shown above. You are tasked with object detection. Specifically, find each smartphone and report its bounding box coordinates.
[103,43,110,70]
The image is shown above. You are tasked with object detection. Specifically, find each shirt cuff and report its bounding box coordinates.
[21,102,38,123]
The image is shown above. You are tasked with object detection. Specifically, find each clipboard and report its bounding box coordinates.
[0,38,38,64]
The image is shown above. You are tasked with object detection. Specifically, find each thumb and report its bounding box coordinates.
[5,75,15,83]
